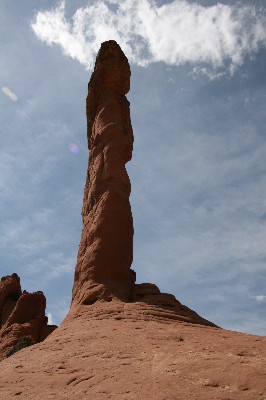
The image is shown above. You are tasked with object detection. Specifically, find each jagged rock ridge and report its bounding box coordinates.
[0,273,57,360]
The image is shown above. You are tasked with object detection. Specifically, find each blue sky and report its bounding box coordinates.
[1,0,266,335]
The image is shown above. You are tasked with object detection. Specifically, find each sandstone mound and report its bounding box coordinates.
[0,302,265,399]
[0,273,57,360]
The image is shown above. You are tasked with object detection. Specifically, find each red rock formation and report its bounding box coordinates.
[0,274,57,360]
[0,41,265,399]
[72,40,134,306]
[1,309,266,399]
[69,40,216,328]
[0,273,21,327]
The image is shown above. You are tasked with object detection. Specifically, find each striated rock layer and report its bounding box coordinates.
[0,306,265,399]
[0,273,57,360]
[72,40,134,307]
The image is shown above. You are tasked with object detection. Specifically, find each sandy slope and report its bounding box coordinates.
[0,300,265,400]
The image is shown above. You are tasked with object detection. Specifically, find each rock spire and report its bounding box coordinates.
[71,40,135,306]
[70,40,216,329]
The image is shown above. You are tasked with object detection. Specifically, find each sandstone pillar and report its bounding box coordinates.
[72,41,134,306]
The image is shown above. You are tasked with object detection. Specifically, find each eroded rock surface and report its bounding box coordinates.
[69,40,216,328]
[0,273,57,360]
[0,307,265,400]
[71,40,134,306]
[0,273,21,326]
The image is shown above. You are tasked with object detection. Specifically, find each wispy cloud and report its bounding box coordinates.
[31,0,266,74]
[2,86,18,101]
[252,295,266,302]
[0,210,57,255]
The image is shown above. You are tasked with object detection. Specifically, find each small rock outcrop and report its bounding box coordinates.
[0,273,57,360]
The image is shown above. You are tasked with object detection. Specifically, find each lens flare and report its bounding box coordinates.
[68,143,80,154]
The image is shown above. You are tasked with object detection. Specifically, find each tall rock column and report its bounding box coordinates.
[72,41,134,306]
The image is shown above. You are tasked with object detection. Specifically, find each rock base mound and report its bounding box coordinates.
[69,282,217,328]
[0,299,265,399]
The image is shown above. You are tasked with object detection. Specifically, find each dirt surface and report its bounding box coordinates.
[1,300,265,400]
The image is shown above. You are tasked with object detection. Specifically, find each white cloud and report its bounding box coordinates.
[252,295,266,302]
[190,66,226,80]
[31,0,266,74]
[47,312,54,325]
[0,210,56,255]
[2,86,18,101]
